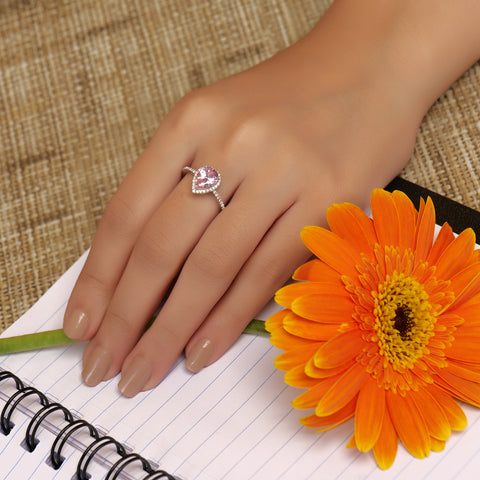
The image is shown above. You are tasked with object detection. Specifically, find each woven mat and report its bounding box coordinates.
[1,0,479,332]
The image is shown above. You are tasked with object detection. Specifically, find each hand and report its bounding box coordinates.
[63,4,428,397]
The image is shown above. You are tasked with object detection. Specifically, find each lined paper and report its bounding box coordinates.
[2,253,480,479]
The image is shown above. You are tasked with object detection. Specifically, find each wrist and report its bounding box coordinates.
[297,0,480,119]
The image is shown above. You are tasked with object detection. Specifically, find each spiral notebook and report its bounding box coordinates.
[2,178,480,480]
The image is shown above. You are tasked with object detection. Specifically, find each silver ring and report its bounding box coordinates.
[182,165,225,210]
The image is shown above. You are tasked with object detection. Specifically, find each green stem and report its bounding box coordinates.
[0,319,269,355]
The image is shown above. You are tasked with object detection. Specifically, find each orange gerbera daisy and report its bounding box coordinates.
[265,189,480,469]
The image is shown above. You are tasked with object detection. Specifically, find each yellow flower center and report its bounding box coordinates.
[373,272,436,370]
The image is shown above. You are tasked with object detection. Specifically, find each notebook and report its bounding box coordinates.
[2,178,480,480]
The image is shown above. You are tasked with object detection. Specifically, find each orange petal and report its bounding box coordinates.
[447,264,480,311]
[284,364,321,388]
[275,282,349,309]
[268,324,317,351]
[430,437,446,452]
[392,190,417,250]
[435,369,480,407]
[386,390,430,459]
[414,196,435,264]
[373,409,398,470]
[306,357,354,379]
[411,387,451,441]
[301,226,362,278]
[316,362,368,416]
[435,229,476,281]
[284,316,345,341]
[314,329,365,369]
[452,299,480,326]
[426,384,467,431]
[444,336,480,364]
[291,293,354,324]
[346,434,356,449]
[427,222,455,265]
[265,309,288,333]
[355,376,385,452]
[301,397,356,432]
[327,202,376,257]
[292,376,338,409]
[371,189,400,247]
[293,259,342,283]
[274,343,322,371]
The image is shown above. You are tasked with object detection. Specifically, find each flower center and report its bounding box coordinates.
[373,272,436,370]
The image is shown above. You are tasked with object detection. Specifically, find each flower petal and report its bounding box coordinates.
[274,343,323,371]
[444,335,480,364]
[316,362,368,416]
[284,316,344,341]
[392,190,417,250]
[355,376,385,452]
[426,384,467,431]
[435,369,480,407]
[373,410,398,470]
[284,364,321,388]
[292,377,337,409]
[371,189,400,246]
[327,202,376,256]
[386,390,430,459]
[275,282,348,309]
[301,226,362,278]
[447,264,480,311]
[306,357,354,379]
[314,329,365,369]
[414,196,436,264]
[291,294,354,323]
[411,387,451,441]
[435,229,476,281]
[293,259,342,283]
[265,309,287,333]
[427,222,454,265]
[300,397,356,432]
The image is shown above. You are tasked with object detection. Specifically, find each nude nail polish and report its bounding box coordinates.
[186,339,213,373]
[64,309,89,339]
[82,346,111,387]
[118,357,152,398]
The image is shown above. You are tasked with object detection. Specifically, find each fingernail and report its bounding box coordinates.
[82,346,111,387]
[64,309,89,339]
[186,339,213,373]
[118,357,152,398]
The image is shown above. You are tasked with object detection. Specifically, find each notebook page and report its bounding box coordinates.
[2,253,480,479]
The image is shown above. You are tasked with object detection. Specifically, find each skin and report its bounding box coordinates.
[63,0,480,397]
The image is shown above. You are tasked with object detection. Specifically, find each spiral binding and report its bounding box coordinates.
[0,369,176,479]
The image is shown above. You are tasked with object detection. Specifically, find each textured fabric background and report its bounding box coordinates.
[1,0,479,331]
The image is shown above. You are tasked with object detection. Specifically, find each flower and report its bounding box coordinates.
[265,189,480,469]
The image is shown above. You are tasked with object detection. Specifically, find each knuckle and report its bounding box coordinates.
[131,227,177,273]
[188,243,232,281]
[168,89,219,134]
[99,193,139,240]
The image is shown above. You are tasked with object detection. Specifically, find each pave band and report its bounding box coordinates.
[182,165,225,210]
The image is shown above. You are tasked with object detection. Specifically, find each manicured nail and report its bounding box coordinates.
[64,309,89,339]
[186,339,213,373]
[118,357,152,398]
[82,346,111,387]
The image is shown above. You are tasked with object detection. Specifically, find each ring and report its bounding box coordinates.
[182,165,225,210]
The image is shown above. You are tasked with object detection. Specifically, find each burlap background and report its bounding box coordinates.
[1,0,479,332]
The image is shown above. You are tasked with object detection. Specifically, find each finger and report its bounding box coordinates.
[63,110,203,341]
[183,199,320,373]
[115,172,299,396]
[79,152,249,386]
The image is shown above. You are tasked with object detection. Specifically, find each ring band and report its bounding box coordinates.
[182,165,225,210]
